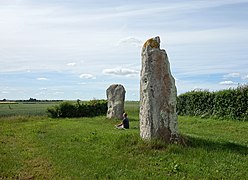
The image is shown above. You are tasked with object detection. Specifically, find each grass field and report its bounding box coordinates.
[1,102,248,179]
[0,102,60,117]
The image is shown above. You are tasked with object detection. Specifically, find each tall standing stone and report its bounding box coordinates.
[106,84,126,119]
[140,36,179,143]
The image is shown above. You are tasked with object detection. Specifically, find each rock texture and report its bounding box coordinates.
[140,36,179,143]
[106,84,126,119]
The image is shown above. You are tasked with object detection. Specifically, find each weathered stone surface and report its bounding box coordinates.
[106,84,126,119]
[140,36,179,143]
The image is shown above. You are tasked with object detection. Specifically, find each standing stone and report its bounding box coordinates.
[140,36,179,143]
[106,84,126,119]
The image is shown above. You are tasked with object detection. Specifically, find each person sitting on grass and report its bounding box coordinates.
[115,112,129,129]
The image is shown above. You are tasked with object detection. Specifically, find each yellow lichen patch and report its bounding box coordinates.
[142,38,160,49]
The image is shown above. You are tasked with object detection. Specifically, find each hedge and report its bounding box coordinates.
[177,85,248,121]
[47,99,107,118]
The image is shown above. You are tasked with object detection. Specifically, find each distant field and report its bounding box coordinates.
[0,102,18,104]
[0,101,138,117]
[0,102,60,117]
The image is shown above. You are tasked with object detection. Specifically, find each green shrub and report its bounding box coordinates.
[47,100,107,118]
[177,85,248,121]
[47,105,61,118]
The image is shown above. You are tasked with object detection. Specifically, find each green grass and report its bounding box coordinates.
[1,102,248,179]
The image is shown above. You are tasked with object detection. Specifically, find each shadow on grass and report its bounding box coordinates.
[185,135,248,155]
[114,133,248,155]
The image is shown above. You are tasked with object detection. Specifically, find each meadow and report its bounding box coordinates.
[0,101,248,179]
[0,102,60,117]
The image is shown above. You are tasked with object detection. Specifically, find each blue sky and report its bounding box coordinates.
[0,0,248,100]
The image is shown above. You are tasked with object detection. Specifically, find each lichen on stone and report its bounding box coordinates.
[142,36,160,50]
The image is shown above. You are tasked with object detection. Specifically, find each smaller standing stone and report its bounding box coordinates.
[106,84,126,119]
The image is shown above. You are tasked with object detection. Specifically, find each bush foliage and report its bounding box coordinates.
[177,85,248,121]
[47,100,107,118]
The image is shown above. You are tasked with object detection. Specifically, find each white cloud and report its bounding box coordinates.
[118,37,142,47]
[102,67,139,77]
[39,88,47,90]
[79,74,96,79]
[67,62,76,66]
[219,81,235,85]
[164,28,248,46]
[77,82,87,85]
[37,77,48,81]
[54,91,64,94]
[223,73,240,79]
[75,0,248,20]
[1,91,9,94]
[242,74,248,80]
